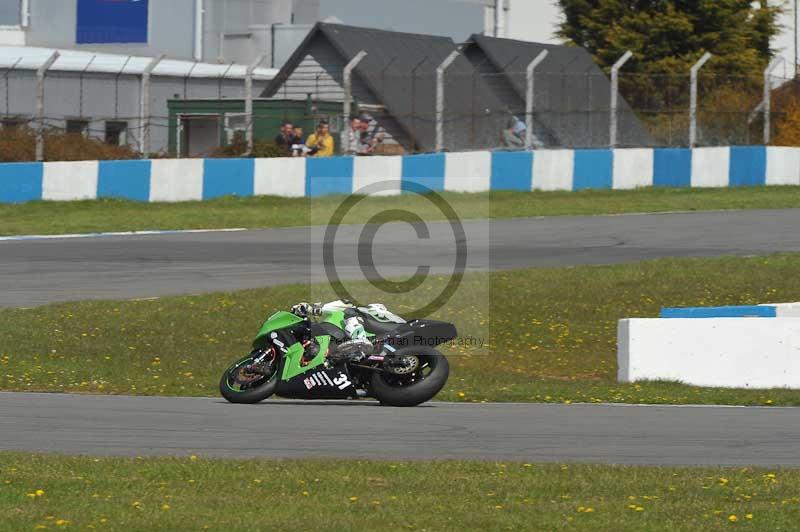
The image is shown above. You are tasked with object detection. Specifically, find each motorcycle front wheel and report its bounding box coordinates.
[219,349,281,404]
[370,346,450,407]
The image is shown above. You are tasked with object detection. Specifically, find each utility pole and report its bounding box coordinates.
[795,0,798,77]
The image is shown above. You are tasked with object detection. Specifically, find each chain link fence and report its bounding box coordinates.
[262,54,800,155]
[0,53,270,161]
[0,51,797,160]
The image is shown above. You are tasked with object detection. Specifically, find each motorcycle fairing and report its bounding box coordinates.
[276,364,357,399]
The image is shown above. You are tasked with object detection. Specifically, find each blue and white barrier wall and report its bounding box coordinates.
[619,302,800,389]
[1,146,799,203]
[660,303,800,319]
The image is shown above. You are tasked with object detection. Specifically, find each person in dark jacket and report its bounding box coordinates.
[274,122,294,154]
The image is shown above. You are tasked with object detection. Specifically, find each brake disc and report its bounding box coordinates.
[387,355,420,375]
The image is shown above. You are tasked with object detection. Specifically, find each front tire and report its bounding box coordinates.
[219,352,281,404]
[370,347,450,407]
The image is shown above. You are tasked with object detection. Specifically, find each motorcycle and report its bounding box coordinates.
[219,300,456,407]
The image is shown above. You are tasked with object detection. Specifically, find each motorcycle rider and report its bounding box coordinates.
[290,302,373,363]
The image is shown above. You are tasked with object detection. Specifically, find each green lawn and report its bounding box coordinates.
[3,254,800,405]
[0,453,797,531]
[1,186,800,236]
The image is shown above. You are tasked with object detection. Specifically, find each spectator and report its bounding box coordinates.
[274,121,294,155]
[357,115,385,155]
[346,117,362,155]
[290,126,307,157]
[306,120,335,157]
[513,116,527,137]
[502,118,525,149]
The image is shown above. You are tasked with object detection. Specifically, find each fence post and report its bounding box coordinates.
[218,62,235,99]
[609,50,633,148]
[4,57,22,116]
[140,54,164,157]
[78,55,97,121]
[35,51,59,162]
[689,52,712,148]
[114,56,132,124]
[341,50,368,154]
[244,54,266,157]
[410,58,428,152]
[436,50,460,152]
[525,50,548,150]
[763,57,783,145]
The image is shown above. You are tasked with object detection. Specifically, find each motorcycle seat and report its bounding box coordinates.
[358,311,404,336]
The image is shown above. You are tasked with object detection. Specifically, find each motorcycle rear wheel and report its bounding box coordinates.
[219,351,281,404]
[370,346,450,407]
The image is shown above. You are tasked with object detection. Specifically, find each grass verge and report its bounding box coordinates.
[3,254,800,405]
[1,453,797,531]
[1,186,800,236]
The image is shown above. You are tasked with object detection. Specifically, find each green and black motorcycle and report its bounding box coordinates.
[219,300,456,407]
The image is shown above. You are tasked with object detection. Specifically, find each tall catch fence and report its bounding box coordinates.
[263,49,800,154]
[0,52,270,160]
[0,49,797,159]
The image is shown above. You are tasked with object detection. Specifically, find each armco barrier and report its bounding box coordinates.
[1,146,799,203]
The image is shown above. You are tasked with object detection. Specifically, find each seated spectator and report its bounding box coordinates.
[502,118,525,149]
[274,121,295,155]
[306,120,335,157]
[346,117,362,155]
[357,115,385,155]
[290,126,307,157]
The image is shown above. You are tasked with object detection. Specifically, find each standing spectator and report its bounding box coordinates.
[502,118,525,149]
[274,121,294,155]
[306,120,335,157]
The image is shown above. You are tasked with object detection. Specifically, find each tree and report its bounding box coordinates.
[557,0,782,77]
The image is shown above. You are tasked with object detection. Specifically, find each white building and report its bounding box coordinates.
[0,1,563,68]
[0,0,560,156]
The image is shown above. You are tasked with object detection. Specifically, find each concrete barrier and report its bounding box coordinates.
[618,317,800,389]
[1,145,798,203]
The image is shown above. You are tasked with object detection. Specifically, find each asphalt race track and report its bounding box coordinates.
[1,392,799,466]
[2,209,800,307]
[3,209,800,466]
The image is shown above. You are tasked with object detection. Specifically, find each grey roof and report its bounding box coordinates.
[463,34,653,148]
[263,23,510,152]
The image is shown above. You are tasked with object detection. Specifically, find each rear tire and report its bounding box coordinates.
[219,354,281,404]
[370,347,449,407]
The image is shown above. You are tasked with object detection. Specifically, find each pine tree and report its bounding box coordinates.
[557,0,782,77]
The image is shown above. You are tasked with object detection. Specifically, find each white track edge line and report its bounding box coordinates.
[0,228,249,242]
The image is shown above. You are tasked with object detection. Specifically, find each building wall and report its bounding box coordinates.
[505,0,561,43]
[26,0,197,59]
[0,1,21,26]
[0,68,268,154]
[271,33,409,149]
[19,0,314,66]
